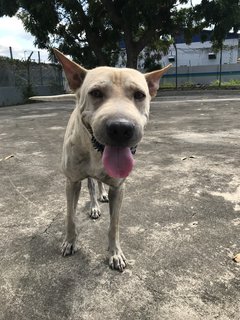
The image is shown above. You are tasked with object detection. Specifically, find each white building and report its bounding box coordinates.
[118,30,240,85]
[159,31,240,86]
[161,31,239,67]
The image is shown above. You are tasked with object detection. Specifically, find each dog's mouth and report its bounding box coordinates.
[91,135,137,179]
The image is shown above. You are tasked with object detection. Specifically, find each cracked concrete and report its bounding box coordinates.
[0,92,239,319]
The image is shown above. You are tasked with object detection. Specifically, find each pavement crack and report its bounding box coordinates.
[42,212,61,234]
[7,175,62,237]
[7,176,40,208]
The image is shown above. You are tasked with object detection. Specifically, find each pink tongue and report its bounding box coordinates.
[102,146,135,178]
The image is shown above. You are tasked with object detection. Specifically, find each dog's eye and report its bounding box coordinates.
[134,91,146,101]
[89,89,104,99]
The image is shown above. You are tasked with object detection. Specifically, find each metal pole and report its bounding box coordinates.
[27,51,34,62]
[219,44,223,87]
[173,42,178,89]
[27,51,34,87]
[38,51,43,85]
[9,47,13,60]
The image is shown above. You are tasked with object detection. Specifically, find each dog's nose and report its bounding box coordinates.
[106,119,135,145]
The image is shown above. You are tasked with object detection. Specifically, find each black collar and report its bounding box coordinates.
[91,135,104,153]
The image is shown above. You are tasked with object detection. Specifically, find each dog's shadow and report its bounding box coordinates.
[14,231,108,317]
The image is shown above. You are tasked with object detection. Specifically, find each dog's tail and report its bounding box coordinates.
[29,94,76,102]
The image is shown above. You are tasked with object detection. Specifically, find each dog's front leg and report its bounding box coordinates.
[98,181,109,203]
[87,178,101,219]
[62,178,81,256]
[108,184,126,272]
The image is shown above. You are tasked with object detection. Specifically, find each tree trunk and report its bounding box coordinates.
[124,26,152,69]
[74,2,108,66]
[126,49,139,69]
[124,32,139,69]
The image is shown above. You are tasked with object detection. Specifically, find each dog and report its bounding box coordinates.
[30,97,109,219]
[32,49,171,271]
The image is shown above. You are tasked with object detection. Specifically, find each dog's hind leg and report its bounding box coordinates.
[88,178,101,219]
[108,184,126,272]
[97,181,109,203]
[62,178,81,256]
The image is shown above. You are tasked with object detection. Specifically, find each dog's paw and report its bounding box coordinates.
[61,241,76,256]
[109,250,126,272]
[90,205,101,219]
[98,193,109,203]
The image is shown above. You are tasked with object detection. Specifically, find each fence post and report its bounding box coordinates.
[38,51,43,85]
[9,47,13,60]
[173,42,178,89]
[27,52,33,87]
[219,44,223,87]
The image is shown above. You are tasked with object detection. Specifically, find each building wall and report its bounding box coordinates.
[161,63,240,86]
[161,38,239,67]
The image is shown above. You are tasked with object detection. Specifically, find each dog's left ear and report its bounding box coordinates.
[53,48,88,91]
[145,64,172,98]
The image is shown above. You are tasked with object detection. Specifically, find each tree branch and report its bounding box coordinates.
[65,1,107,64]
[100,0,121,26]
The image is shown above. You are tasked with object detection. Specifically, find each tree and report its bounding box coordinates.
[99,0,180,68]
[0,0,190,68]
[1,1,239,68]
[192,0,240,49]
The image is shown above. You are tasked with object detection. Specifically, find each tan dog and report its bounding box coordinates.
[30,100,109,219]
[36,49,171,271]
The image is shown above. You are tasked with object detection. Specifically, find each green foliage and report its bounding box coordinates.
[0,0,19,16]
[0,55,25,66]
[0,0,186,68]
[225,79,240,86]
[194,0,240,49]
[1,1,239,67]
[22,84,35,101]
[210,80,220,86]
[143,59,162,72]
[0,54,53,67]
[182,81,195,88]
[160,82,175,89]
[210,79,240,87]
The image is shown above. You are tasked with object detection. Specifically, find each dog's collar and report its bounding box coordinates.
[91,135,137,155]
[91,135,105,153]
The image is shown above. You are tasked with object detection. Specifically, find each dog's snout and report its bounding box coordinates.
[106,119,135,145]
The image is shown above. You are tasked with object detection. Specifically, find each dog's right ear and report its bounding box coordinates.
[145,64,172,98]
[53,49,87,91]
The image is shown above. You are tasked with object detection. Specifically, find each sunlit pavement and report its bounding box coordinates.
[0,93,239,320]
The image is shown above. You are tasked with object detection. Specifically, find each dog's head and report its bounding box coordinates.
[54,49,171,178]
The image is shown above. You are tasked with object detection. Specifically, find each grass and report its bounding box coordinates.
[210,79,240,87]
[160,79,240,89]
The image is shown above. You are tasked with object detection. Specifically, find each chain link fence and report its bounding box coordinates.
[0,57,64,106]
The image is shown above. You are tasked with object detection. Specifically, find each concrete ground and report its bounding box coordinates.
[0,92,239,320]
